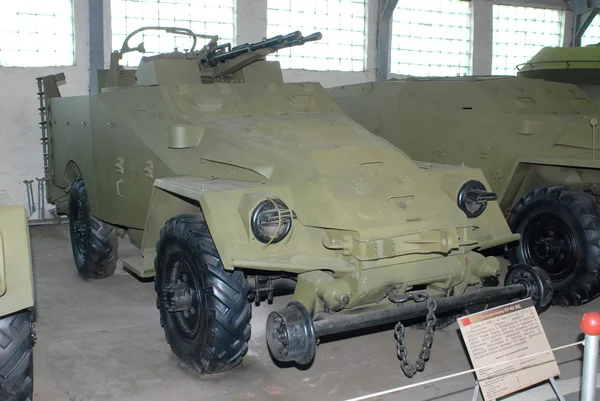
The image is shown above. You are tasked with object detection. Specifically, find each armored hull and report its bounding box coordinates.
[329,74,600,308]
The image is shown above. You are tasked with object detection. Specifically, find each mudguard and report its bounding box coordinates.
[0,191,35,316]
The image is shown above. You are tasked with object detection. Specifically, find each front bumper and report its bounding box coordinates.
[266,264,553,366]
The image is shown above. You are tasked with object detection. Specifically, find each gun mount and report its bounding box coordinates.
[102,26,322,90]
[203,30,322,67]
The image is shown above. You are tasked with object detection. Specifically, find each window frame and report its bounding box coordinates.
[491,3,566,76]
[109,0,237,68]
[265,0,368,72]
[0,0,76,68]
[389,0,474,77]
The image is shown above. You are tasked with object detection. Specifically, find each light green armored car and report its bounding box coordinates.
[329,70,600,308]
[38,27,550,376]
[517,44,600,102]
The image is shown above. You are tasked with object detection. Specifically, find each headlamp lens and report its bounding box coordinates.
[251,198,293,244]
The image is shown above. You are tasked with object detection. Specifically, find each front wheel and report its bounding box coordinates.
[507,185,600,306]
[154,214,251,374]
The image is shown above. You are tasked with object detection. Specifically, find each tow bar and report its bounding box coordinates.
[266,264,553,366]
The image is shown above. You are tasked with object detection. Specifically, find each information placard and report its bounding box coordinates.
[458,298,559,400]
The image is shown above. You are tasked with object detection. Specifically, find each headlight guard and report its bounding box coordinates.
[457,180,498,218]
[251,198,294,244]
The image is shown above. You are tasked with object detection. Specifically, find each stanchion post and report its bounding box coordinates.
[580,312,600,401]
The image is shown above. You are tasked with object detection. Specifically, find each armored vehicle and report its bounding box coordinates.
[329,74,600,307]
[0,190,35,400]
[517,44,600,103]
[38,27,550,375]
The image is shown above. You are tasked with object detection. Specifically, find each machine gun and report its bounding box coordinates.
[202,30,323,67]
[199,30,322,77]
[103,27,322,88]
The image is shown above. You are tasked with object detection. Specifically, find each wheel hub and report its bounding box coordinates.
[270,315,290,357]
[523,214,577,279]
[165,278,196,317]
[504,264,553,310]
[266,301,316,365]
[533,235,564,262]
[164,261,201,339]
[72,200,88,255]
[73,219,86,239]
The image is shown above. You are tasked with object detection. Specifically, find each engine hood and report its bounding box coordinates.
[193,114,409,181]
[181,115,479,238]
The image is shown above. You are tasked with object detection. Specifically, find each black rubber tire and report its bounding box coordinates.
[0,312,33,401]
[68,178,118,279]
[507,185,600,306]
[154,214,251,374]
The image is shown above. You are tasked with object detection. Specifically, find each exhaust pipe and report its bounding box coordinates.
[266,264,552,365]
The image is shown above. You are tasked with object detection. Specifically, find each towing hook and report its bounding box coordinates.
[265,264,552,366]
[266,301,316,365]
[504,264,553,310]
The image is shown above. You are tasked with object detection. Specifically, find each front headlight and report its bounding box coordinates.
[457,180,498,218]
[251,198,294,244]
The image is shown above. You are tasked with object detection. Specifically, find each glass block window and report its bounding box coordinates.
[581,16,600,46]
[266,0,367,72]
[391,0,472,77]
[110,0,236,67]
[492,5,565,76]
[0,1,75,67]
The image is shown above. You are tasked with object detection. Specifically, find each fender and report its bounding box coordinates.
[416,162,518,247]
[499,156,600,211]
[139,176,347,276]
[0,191,34,316]
[140,177,258,273]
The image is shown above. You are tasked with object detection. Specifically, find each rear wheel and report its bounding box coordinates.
[68,178,118,279]
[0,312,33,401]
[154,214,251,374]
[507,185,600,306]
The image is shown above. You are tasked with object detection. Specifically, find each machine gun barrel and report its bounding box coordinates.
[239,31,302,52]
[204,31,322,67]
[272,32,322,50]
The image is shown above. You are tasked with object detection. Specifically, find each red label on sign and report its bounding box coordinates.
[462,317,471,326]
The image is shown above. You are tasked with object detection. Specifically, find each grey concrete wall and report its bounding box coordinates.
[0,0,90,209]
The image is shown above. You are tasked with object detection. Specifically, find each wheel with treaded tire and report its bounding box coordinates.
[68,178,118,279]
[0,311,33,401]
[507,185,600,306]
[154,214,251,374]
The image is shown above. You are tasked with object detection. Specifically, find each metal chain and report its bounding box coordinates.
[394,292,437,378]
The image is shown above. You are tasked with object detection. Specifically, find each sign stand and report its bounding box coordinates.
[471,381,482,401]
[458,298,561,401]
[548,377,567,401]
[471,377,565,401]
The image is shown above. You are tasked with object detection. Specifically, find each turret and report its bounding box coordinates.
[101,26,322,90]
[516,44,600,102]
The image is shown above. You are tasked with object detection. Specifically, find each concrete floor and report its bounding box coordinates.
[29,224,600,401]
